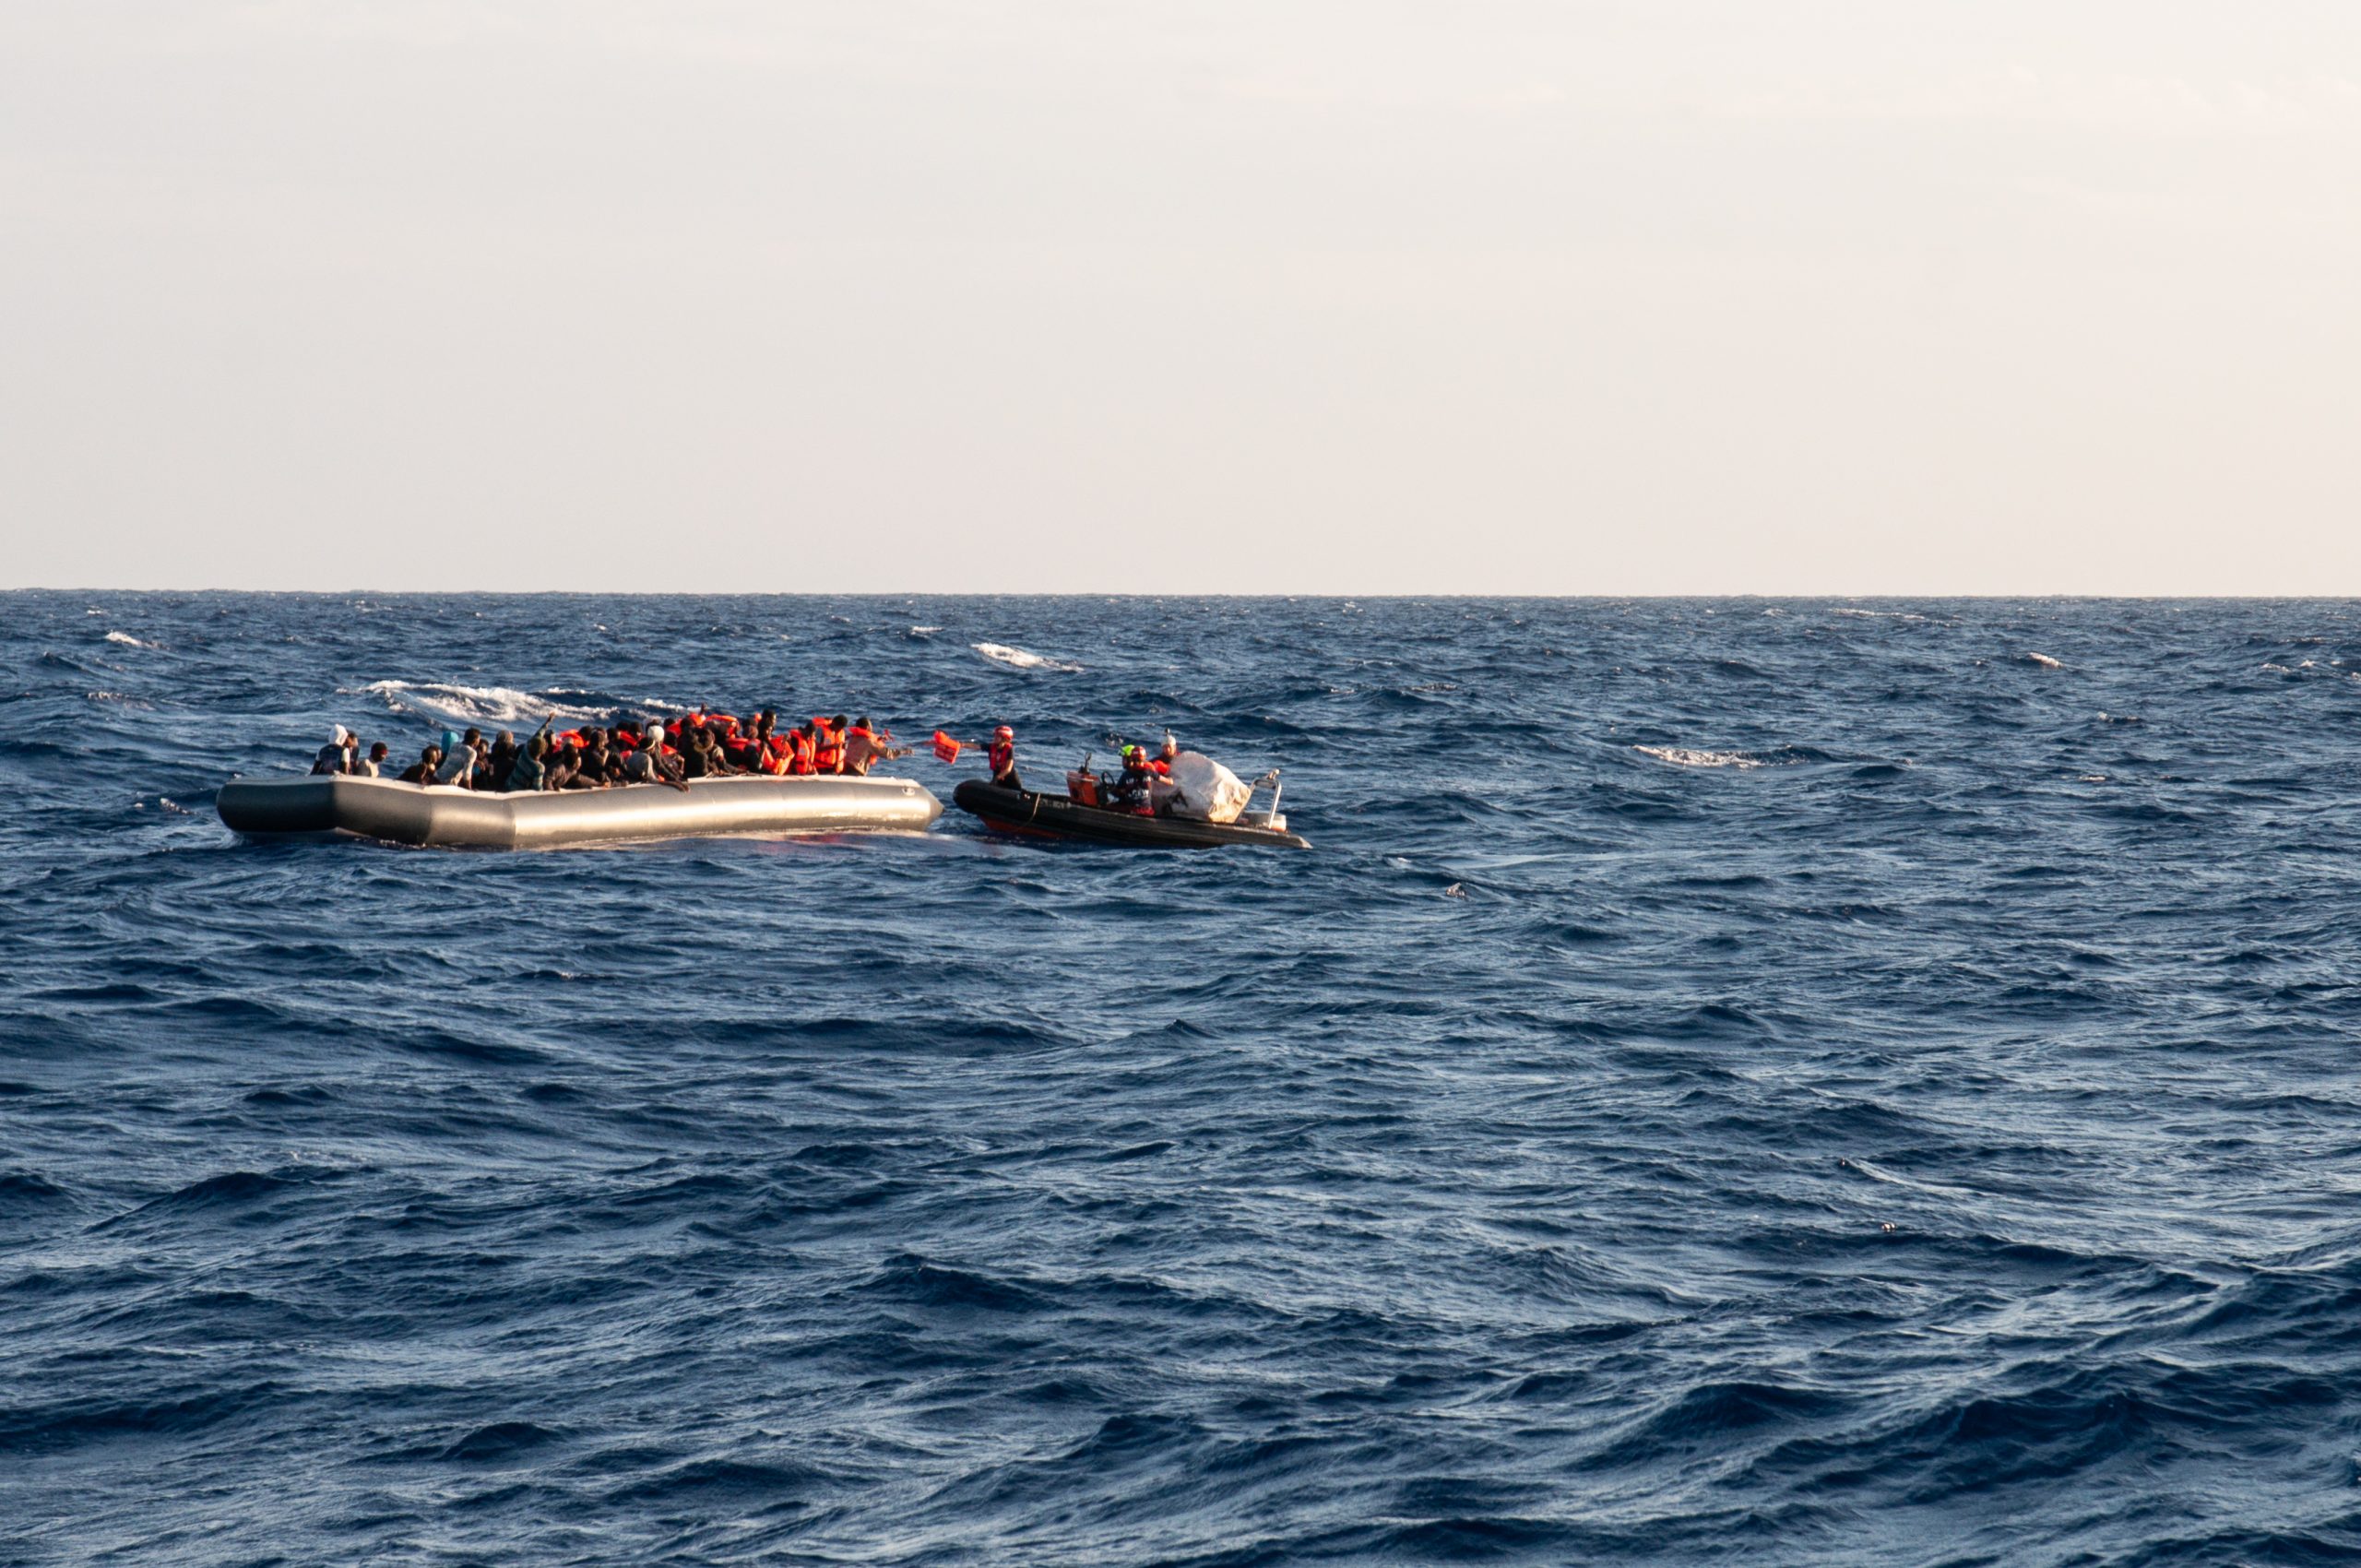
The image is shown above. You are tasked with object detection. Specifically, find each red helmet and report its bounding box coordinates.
[994,725,1014,741]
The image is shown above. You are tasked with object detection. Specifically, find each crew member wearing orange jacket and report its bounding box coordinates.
[987,725,1020,790]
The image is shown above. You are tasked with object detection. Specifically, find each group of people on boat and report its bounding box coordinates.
[309,710,909,792]
[987,728,1180,815]
[303,710,1237,820]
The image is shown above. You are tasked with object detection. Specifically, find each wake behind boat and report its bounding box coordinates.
[219,771,941,849]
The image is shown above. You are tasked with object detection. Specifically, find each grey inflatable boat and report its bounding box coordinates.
[217,773,943,849]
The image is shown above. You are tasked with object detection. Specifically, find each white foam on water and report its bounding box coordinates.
[355,681,608,726]
[104,631,158,649]
[1634,745,1762,769]
[973,642,1083,673]
[2023,653,2065,670]
[910,625,943,635]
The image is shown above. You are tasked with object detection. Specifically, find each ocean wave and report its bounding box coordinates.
[103,631,158,649]
[2023,653,2065,670]
[1634,744,1763,769]
[353,680,610,725]
[973,642,1083,673]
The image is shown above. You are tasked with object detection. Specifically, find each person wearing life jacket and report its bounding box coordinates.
[811,717,845,775]
[1109,744,1157,814]
[723,716,763,771]
[987,725,1021,790]
[841,718,876,776]
[843,717,906,777]
[742,710,777,770]
[1151,732,1178,778]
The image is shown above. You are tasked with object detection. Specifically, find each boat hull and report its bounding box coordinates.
[218,773,943,849]
[951,780,1309,849]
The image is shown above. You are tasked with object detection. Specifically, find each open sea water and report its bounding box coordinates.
[6,592,2361,1567]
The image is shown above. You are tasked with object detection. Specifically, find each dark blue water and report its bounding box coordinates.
[6,594,2361,1566]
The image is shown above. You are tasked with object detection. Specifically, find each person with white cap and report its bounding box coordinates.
[623,722,691,791]
[310,725,357,775]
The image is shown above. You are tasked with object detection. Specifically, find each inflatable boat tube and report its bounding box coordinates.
[952,780,1310,849]
[219,773,943,849]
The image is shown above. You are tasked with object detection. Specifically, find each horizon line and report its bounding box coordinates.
[6,587,2360,602]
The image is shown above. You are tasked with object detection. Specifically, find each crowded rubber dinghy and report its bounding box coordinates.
[221,709,940,848]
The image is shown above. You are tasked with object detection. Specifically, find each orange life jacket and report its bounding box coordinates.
[813,726,843,772]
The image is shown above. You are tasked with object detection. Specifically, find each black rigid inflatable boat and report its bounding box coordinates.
[952,780,1311,849]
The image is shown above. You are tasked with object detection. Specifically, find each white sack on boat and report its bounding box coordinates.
[1165,753,1252,824]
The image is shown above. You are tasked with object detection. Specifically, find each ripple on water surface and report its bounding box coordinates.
[4,593,2361,1565]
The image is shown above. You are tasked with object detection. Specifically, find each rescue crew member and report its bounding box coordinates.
[988,725,1021,790]
[1109,744,1158,814]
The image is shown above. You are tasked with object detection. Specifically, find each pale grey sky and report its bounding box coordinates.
[4,3,2356,592]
